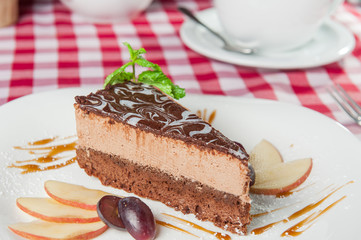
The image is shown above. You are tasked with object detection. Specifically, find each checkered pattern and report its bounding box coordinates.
[1,0,361,140]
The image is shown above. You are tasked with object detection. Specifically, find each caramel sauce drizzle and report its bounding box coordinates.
[252,185,329,219]
[29,137,58,145]
[162,213,231,240]
[252,184,323,218]
[8,136,77,174]
[197,109,217,125]
[156,220,199,238]
[251,181,354,236]
[281,196,346,237]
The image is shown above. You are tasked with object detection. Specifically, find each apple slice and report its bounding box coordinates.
[8,220,107,240]
[16,198,100,223]
[251,158,313,195]
[44,180,109,210]
[249,139,283,171]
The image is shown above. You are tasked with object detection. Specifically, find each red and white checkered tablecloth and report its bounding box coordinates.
[1,0,361,139]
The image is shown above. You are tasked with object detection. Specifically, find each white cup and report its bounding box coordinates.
[214,0,344,52]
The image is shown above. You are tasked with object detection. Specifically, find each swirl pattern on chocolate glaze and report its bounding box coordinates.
[75,82,248,161]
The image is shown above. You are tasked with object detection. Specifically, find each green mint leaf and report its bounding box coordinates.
[123,42,135,61]
[138,70,171,85]
[133,48,146,58]
[140,83,173,97]
[104,42,186,99]
[123,42,146,62]
[111,72,133,85]
[103,62,133,88]
[135,58,161,71]
[172,85,186,99]
[138,70,185,100]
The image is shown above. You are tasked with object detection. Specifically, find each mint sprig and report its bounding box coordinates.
[104,42,186,100]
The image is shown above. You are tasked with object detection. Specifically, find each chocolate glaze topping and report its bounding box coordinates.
[75,82,248,162]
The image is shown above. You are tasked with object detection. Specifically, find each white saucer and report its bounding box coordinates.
[180,8,355,69]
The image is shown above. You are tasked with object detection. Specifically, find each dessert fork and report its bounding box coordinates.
[329,84,361,126]
[178,6,256,55]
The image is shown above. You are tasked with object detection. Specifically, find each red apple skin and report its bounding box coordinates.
[8,224,108,240]
[44,189,97,211]
[16,200,100,224]
[44,181,109,210]
[250,159,313,195]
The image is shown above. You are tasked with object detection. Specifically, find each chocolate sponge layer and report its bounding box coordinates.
[76,147,251,234]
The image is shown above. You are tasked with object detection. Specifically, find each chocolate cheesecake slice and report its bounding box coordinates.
[74,82,251,234]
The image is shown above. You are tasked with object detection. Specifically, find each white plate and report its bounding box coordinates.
[0,88,360,240]
[180,8,355,69]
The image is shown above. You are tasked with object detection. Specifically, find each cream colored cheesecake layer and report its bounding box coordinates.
[75,106,250,200]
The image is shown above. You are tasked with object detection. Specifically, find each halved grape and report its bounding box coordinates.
[248,164,256,186]
[97,195,125,230]
[118,197,156,240]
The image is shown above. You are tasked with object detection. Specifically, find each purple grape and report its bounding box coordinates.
[248,164,255,186]
[97,195,125,230]
[118,197,156,240]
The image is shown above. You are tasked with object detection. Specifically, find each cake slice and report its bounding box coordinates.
[74,82,251,234]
